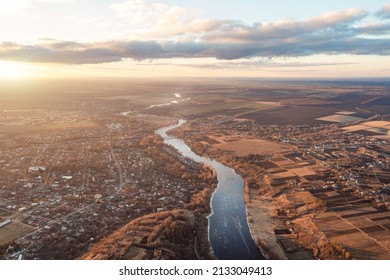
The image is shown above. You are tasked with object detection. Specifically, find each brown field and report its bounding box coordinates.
[270,158,317,177]
[0,221,35,245]
[126,114,176,127]
[172,100,277,118]
[316,114,363,123]
[362,121,390,127]
[343,121,390,137]
[213,137,291,156]
[312,189,390,259]
[273,159,300,169]
[343,124,370,132]
[242,106,342,125]
[374,135,390,140]
[315,210,390,259]
[288,167,317,177]
[271,171,297,179]
[280,191,318,207]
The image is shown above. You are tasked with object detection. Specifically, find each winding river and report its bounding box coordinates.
[156,119,265,260]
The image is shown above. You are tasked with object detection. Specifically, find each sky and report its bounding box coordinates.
[0,0,390,79]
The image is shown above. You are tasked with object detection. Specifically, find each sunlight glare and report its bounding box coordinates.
[0,1,30,14]
[0,62,27,79]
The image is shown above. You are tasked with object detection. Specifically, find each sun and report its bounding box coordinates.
[0,62,27,79]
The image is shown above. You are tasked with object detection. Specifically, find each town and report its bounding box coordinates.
[0,87,216,259]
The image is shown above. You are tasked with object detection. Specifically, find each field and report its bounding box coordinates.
[315,210,390,259]
[0,120,97,134]
[312,189,390,259]
[242,106,341,125]
[212,137,291,156]
[142,80,388,126]
[360,96,390,114]
[166,100,279,118]
[2,78,383,128]
[316,114,363,123]
[343,120,390,137]
[123,113,176,127]
[0,107,97,134]
[0,221,35,245]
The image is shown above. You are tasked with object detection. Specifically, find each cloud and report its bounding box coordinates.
[0,41,121,64]
[109,5,368,42]
[202,8,367,43]
[376,4,390,19]
[1,36,389,65]
[356,23,390,35]
[0,7,390,64]
[109,0,223,39]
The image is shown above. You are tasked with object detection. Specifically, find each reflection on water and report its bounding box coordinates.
[147,92,190,109]
[156,119,265,260]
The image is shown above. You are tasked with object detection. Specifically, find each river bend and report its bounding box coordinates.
[156,119,265,260]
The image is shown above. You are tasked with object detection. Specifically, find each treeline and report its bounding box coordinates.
[292,217,351,260]
[81,209,214,260]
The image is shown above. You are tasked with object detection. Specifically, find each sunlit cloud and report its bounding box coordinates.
[109,0,223,39]
[202,8,367,43]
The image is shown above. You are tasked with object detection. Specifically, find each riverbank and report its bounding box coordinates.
[160,120,265,259]
[246,189,287,259]
[166,122,282,259]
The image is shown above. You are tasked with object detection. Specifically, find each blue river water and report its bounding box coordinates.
[156,119,265,260]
